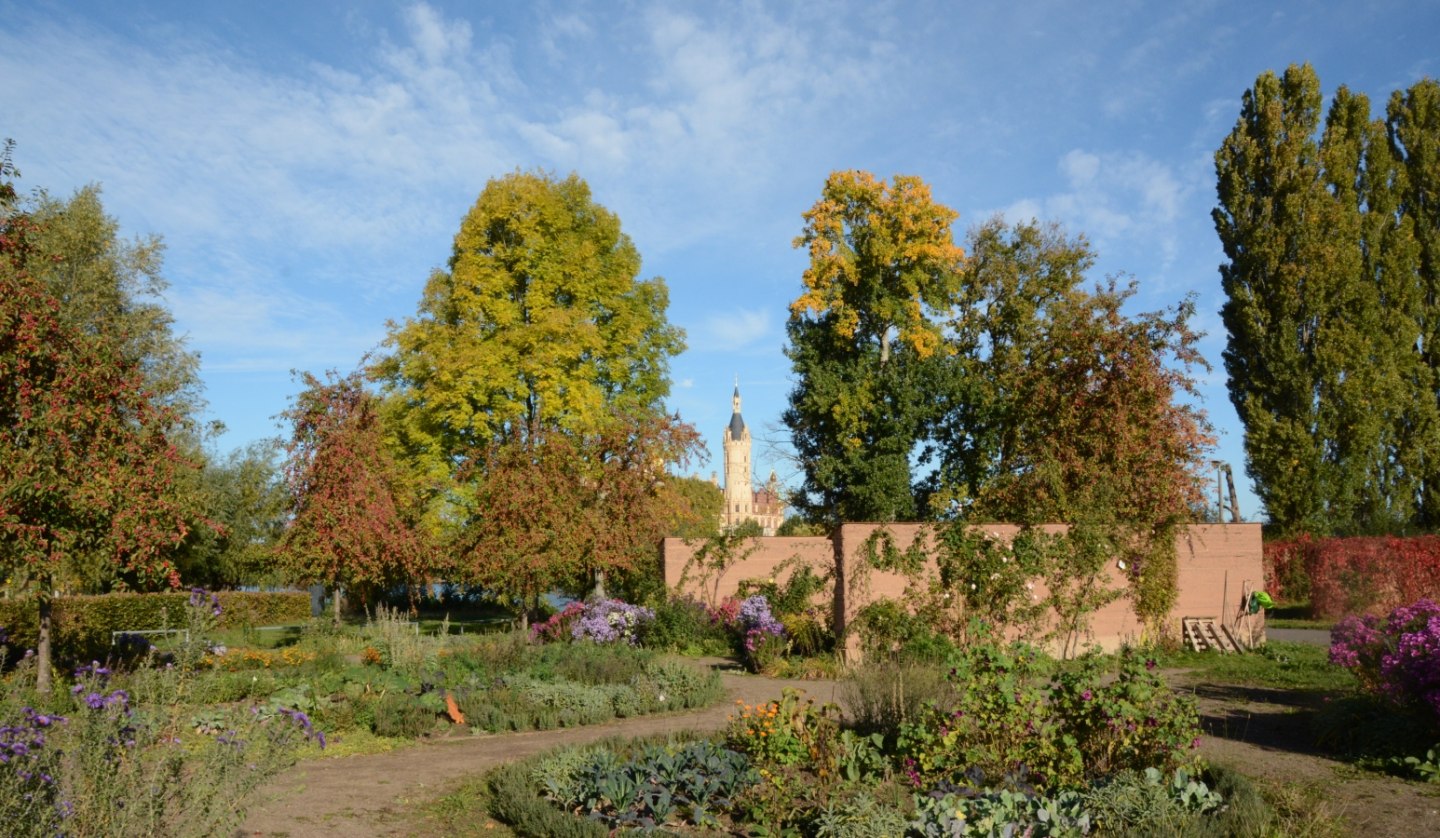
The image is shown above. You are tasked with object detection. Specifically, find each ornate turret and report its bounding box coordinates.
[728,383,746,440]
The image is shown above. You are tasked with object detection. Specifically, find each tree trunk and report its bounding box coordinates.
[332,585,343,627]
[36,591,53,694]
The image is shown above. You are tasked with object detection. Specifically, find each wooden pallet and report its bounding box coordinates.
[1182,617,1243,653]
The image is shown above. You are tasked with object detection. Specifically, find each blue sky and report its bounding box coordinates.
[4,0,1438,521]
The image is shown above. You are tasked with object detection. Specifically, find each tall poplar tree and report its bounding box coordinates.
[1216,65,1440,536]
[1388,79,1440,526]
[783,170,964,523]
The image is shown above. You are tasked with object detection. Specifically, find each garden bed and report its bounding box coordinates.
[1,594,724,836]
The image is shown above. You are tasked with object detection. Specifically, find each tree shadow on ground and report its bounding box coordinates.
[1190,683,1331,757]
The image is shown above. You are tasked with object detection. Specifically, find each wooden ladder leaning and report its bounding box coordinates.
[1182,617,1243,653]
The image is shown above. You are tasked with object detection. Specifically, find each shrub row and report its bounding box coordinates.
[1264,535,1440,617]
[453,659,723,733]
[0,591,310,664]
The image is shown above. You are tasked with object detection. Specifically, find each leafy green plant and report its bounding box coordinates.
[910,784,1092,837]
[1049,648,1204,779]
[538,739,759,831]
[639,595,729,654]
[836,730,888,782]
[1399,744,1440,783]
[898,640,1202,791]
[1082,767,1222,835]
[812,791,911,837]
[898,640,1075,787]
[850,598,957,664]
[371,691,437,738]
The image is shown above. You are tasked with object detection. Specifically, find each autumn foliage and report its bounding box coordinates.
[278,371,432,606]
[454,413,702,615]
[1,229,191,589]
[1265,536,1440,618]
[3,143,195,689]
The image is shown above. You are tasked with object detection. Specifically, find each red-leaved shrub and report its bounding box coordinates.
[1266,536,1440,618]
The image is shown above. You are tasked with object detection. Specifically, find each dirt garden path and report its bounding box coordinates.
[240,659,1440,838]
[239,661,844,837]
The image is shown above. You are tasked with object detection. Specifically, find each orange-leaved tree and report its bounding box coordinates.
[785,170,965,523]
[278,370,432,620]
[454,412,701,626]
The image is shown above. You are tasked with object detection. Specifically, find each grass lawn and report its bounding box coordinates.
[1157,640,1353,692]
[1266,616,1338,631]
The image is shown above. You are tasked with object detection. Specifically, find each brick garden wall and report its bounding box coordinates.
[661,523,1265,657]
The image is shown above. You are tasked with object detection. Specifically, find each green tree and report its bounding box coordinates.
[784,170,965,523]
[922,218,1212,630]
[2,143,192,690]
[1388,79,1440,526]
[920,218,1097,512]
[172,440,288,588]
[278,371,432,620]
[1215,64,1337,536]
[375,170,684,525]
[1215,65,1440,535]
[666,475,723,539]
[25,185,204,421]
[775,516,826,537]
[1318,85,1430,533]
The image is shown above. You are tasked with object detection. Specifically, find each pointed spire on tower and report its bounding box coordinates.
[728,378,746,440]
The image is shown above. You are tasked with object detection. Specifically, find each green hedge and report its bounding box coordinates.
[0,591,311,664]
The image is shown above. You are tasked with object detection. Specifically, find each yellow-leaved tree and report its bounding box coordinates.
[784,170,965,523]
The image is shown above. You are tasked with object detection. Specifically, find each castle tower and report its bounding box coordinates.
[717,382,786,534]
[722,382,753,522]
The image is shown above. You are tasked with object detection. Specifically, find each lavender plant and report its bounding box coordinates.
[62,661,324,836]
[0,706,69,836]
[737,595,784,635]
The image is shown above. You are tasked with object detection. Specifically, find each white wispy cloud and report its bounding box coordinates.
[1000,148,1194,270]
[697,307,773,352]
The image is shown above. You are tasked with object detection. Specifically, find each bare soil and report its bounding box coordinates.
[1179,674,1440,837]
[238,660,1440,837]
